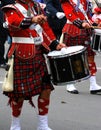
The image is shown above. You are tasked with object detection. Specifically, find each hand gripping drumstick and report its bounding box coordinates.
[90,26,101,29]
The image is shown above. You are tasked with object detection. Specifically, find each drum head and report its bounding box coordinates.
[47,45,85,57]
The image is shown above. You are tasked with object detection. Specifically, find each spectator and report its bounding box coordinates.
[0,0,15,68]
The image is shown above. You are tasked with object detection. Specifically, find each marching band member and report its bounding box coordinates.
[2,0,66,130]
[61,0,101,94]
[0,0,15,68]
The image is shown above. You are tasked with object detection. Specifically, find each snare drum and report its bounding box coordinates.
[91,29,101,52]
[47,46,90,85]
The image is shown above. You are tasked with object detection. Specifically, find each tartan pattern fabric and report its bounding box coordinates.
[63,28,96,75]
[4,46,54,100]
[63,29,95,56]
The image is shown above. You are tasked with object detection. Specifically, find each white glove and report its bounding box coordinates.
[56,12,65,19]
[61,48,67,55]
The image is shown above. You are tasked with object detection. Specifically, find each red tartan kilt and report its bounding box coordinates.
[63,30,95,56]
[4,46,54,100]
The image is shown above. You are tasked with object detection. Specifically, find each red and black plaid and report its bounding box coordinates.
[63,29,95,56]
[4,46,54,100]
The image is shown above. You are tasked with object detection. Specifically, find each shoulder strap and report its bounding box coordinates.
[14,3,30,17]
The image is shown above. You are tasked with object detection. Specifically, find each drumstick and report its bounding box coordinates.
[90,26,101,29]
[59,33,64,43]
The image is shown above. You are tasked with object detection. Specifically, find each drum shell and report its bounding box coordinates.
[47,47,90,85]
[91,30,101,52]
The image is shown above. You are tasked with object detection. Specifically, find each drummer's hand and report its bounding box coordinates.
[32,14,47,24]
[98,21,101,27]
[82,22,91,28]
[56,43,66,50]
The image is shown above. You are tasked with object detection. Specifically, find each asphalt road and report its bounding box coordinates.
[0,44,101,130]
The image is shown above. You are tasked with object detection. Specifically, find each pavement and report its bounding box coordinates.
[0,44,101,130]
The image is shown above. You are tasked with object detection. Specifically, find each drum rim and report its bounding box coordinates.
[52,75,90,86]
[94,29,101,34]
[47,46,87,59]
[91,31,101,52]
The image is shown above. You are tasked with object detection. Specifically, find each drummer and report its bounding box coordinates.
[2,0,66,130]
[60,0,101,94]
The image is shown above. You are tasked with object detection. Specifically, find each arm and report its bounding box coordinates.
[62,2,91,29]
[3,6,66,50]
[3,9,25,30]
[39,19,66,50]
[32,14,66,50]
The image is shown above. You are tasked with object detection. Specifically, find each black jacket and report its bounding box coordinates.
[44,0,67,39]
[44,0,64,17]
